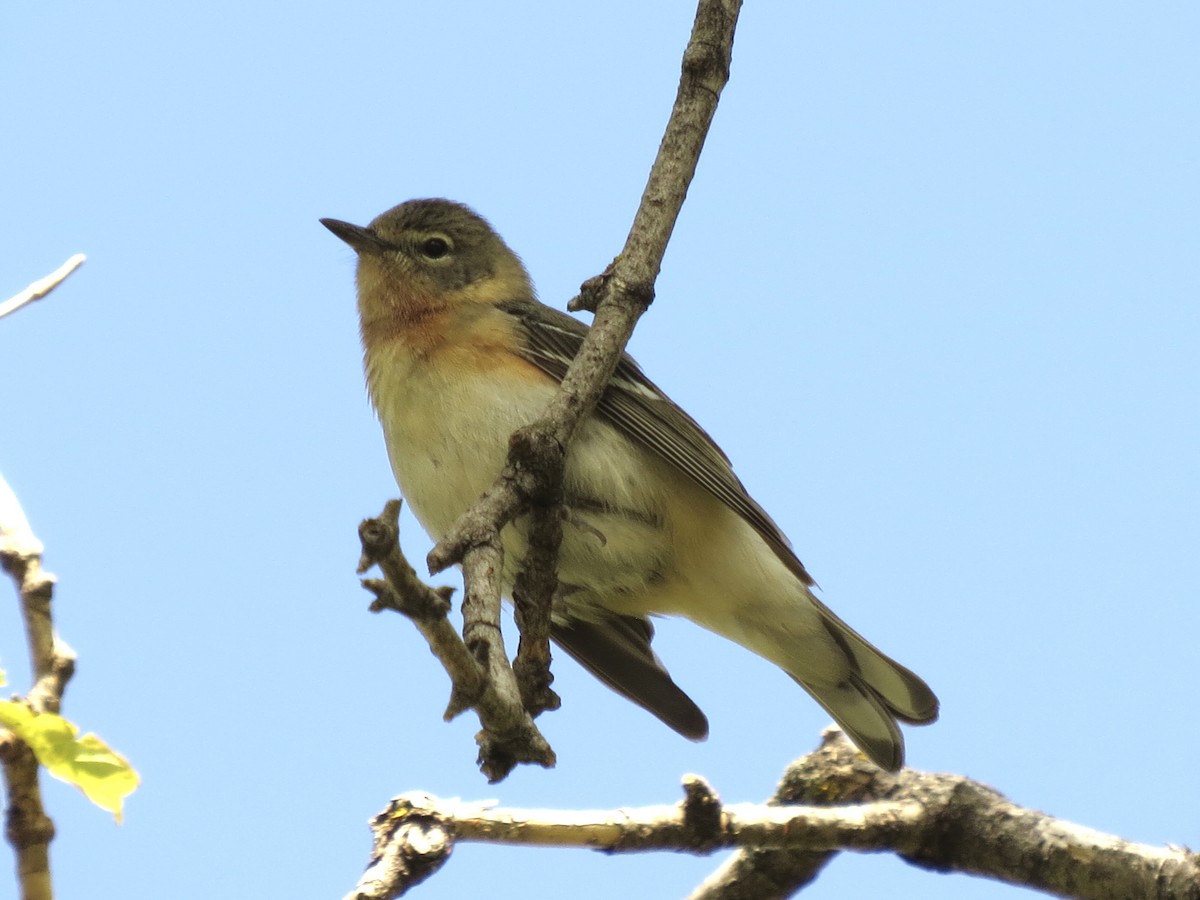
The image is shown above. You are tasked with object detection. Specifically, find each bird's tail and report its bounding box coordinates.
[792,594,939,770]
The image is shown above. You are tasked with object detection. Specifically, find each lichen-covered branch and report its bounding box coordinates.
[343,793,453,900]
[345,731,1200,900]
[690,730,1200,900]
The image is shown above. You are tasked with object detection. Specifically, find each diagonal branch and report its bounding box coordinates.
[0,255,86,320]
[413,0,743,783]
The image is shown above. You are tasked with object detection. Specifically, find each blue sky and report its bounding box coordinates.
[3,3,1197,898]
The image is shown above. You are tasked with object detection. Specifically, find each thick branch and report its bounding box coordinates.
[343,775,918,900]
[346,732,1200,900]
[370,784,918,850]
[420,0,742,782]
[690,730,1200,900]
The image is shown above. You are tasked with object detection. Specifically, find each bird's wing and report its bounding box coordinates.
[550,612,708,740]
[498,298,815,586]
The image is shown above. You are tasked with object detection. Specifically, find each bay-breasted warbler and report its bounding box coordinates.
[321,199,938,770]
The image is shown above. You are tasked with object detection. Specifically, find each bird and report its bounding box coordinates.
[321,198,938,770]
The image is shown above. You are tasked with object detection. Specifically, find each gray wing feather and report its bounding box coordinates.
[498,299,815,586]
[550,613,708,740]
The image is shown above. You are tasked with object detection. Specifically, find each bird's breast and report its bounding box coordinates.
[365,334,558,540]
[361,317,698,620]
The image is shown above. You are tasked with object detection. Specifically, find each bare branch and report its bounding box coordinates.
[346,732,1200,900]
[357,502,554,781]
[458,535,554,780]
[0,475,78,711]
[421,0,742,781]
[691,730,1200,900]
[0,255,86,321]
[508,431,564,720]
[0,738,54,900]
[344,776,919,900]
[0,473,77,900]
[358,501,479,714]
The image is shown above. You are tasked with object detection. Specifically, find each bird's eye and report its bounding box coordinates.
[420,237,450,260]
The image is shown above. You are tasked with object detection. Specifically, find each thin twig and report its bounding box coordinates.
[358,500,484,718]
[0,255,86,320]
[357,502,554,781]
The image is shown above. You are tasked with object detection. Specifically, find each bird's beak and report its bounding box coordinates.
[319,218,390,255]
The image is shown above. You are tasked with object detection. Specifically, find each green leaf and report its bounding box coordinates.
[0,700,139,822]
